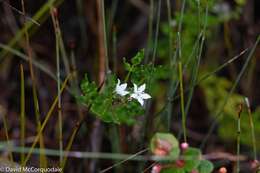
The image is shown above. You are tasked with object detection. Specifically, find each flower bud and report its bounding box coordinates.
[180,142,189,150]
[218,167,227,173]
[251,160,259,170]
[151,164,162,173]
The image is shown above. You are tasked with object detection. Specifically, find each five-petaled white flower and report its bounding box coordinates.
[115,79,129,96]
[130,83,151,106]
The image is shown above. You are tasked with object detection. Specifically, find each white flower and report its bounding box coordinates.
[115,79,129,96]
[130,83,151,106]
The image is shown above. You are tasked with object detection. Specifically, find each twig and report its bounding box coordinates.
[1,0,40,26]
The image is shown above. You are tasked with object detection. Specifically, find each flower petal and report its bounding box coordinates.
[130,93,139,99]
[137,97,144,106]
[138,84,146,92]
[120,83,127,90]
[120,90,129,96]
[133,84,138,92]
[141,93,151,99]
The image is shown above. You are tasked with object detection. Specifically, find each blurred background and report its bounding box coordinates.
[0,0,259,172]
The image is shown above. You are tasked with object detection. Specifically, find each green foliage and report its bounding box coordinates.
[124,49,171,85]
[159,0,219,62]
[79,50,164,125]
[198,160,214,173]
[201,74,260,150]
[150,133,214,173]
[182,148,201,172]
[79,74,144,124]
[150,133,180,160]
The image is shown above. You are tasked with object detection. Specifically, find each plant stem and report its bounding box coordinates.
[244,97,257,161]
[21,0,47,167]
[20,64,25,164]
[236,104,242,173]
[1,111,13,161]
[50,8,63,166]
[178,62,187,142]
[22,74,71,166]
[144,0,154,63]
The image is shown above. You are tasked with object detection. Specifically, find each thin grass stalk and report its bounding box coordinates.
[144,0,154,63]
[179,3,209,138]
[2,113,13,161]
[50,8,70,77]
[168,41,247,104]
[107,0,118,60]
[22,74,71,166]
[183,1,208,117]
[112,27,117,72]
[101,0,109,72]
[142,162,157,173]
[161,0,186,131]
[183,36,203,114]
[173,0,186,63]
[151,0,161,65]
[100,148,149,173]
[69,48,85,120]
[176,33,202,139]
[59,37,70,75]
[69,49,79,95]
[88,0,109,172]
[109,12,123,172]
[50,8,63,166]
[163,33,201,131]
[20,64,25,164]
[0,43,57,80]
[21,0,47,167]
[1,0,40,26]
[198,48,248,83]
[56,17,63,167]
[0,145,151,161]
[0,143,247,162]
[0,0,64,60]
[200,35,260,149]
[61,122,79,170]
[236,104,242,173]
[108,126,121,173]
[244,98,257,160]
[166,0,173,67]
[197,0,201,31]
[178,62,187,142]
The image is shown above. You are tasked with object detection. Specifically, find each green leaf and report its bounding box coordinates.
[150,133,180,160]
[183,147,201,172]
[123,57,132,71]
[198,160,214,173]
[80,75,98,103]
[131,49,144,65]
[161,168,185,173]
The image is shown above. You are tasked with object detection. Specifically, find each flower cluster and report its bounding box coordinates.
[115,79,151,106]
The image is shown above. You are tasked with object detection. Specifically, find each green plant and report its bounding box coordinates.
[149,133,214,173]
[200,74,260,151]
[79,50,153,124]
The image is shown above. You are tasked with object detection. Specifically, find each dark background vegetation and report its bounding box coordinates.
[0,0,259,172]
